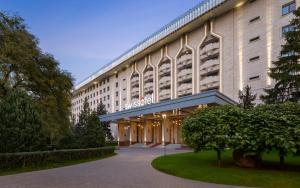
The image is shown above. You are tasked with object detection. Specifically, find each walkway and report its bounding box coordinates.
[0,147,242,188]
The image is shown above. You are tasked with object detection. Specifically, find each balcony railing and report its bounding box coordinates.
[200,64,220,76]
[178,87,192,96]
[199,81,219,91]
[177,58,192,70]
[144,82,153,89]
[178,68,192,77]
[144,74,154,83]
[159,81,171,89]
[131,87,139,93]
[201,75,219,86]
[131,90,139,98]
[200,58,219,69]
[131,76,139,83]
[131,80,139,87]
[178,73,192,83]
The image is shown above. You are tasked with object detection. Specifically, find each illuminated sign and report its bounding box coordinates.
[125,94,154,110]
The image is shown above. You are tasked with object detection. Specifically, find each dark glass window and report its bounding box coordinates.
[282,1,296,15]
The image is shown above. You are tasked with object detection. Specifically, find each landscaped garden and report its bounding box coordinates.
[152,150,300,188]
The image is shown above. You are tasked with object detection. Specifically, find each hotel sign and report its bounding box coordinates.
[125,94,154,110]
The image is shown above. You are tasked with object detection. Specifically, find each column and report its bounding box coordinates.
[144,120,152,145]
[130,122,137,145]
[118,123,125,146]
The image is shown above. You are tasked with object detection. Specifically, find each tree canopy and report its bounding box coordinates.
[0,12,74,150]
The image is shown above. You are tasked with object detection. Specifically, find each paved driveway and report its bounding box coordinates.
[0,147,242,188]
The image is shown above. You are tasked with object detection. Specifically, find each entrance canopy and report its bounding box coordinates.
[99,90,237,122]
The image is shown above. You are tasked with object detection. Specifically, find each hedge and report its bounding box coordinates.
[0,146,115,169]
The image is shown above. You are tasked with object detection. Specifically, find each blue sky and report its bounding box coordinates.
[0,0,201,84]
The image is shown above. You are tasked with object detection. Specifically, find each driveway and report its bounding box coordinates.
[0,147,242,188]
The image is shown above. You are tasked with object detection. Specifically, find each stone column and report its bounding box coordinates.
[118,123,126,146]
[144,120,152,145]
[130,122,137,145]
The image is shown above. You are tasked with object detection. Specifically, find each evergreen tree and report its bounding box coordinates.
[97,101,113,140]
[82,112,105,148]
[0,89,45,152]
[75,97,90,139]
[261,8,300,103]
[238,85,256,109]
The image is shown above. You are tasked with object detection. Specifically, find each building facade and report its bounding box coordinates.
[71,0,299,146]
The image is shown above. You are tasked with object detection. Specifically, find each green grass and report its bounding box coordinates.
[152,151,300,188]
[0,153,116,176]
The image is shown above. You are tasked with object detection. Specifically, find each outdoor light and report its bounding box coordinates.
[162,114,167,119]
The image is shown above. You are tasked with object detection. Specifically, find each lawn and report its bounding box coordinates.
[0,153,116,176]
[152,150,300,188]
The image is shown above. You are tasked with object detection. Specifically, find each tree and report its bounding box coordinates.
[256,103,300,168]
[182,105,241,167]
[0,89,45,153]
[81,112,105,148]
[73,98,106,148]
[74,97,90,141]
[97,101,113,140]
[238,85,256,109]
[0,12,74,148]
[261,8,300,103]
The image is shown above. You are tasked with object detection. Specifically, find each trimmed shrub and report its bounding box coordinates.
[0,146,115,169]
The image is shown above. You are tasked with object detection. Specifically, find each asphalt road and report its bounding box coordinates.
[0,147,243,188]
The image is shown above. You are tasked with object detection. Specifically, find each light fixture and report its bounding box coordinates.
[162,114,167,119]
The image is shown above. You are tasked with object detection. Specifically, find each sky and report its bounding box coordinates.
[0,0,201,85]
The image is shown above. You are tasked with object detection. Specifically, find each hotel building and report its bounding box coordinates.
[71,0,299,146]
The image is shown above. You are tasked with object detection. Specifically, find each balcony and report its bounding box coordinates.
[131,90,139,98]
[202,42,219,52]
[200,59,219,70]
[199,81,219,91]
[201,75,219,85]
[177,58,192,70]
[178,83,192,92]
[178,87,192,96]
[144,82,153,89]
[178,68,192,77]
[159,81,171,89]
[131,87,139,93]
[131,76,139,82]
[144,85,154,94]
[178,73,192,83]
[159,66,171,77]
[144,74,153,83]
[131,80,139,87]
[144,70,153,78]
[159,89,171,101]
[200,64,220,76]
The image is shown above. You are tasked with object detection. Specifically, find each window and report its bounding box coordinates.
[116,91,119,97]
[104,96,106,101]
[116,73,118,78]
[107,78,110,82]
[107,104,110,108]
[107,95,110,100]
[116,82,119,88]
[123,78,126,81]
[281,50,295,57]
[249,16,260,23]
[100,90,102,94]
[282,1,296,16]
[249,56,260,62]
[116,100,119,106]
[249,36,260,43]
[282,24,295,36]
[103,88,106,93]
[249,75,260,81]
[107,86,110,91]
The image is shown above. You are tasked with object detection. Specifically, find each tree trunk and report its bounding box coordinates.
[217,150,221,167]
[280,155,285,169]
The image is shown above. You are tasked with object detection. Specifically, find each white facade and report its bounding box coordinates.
[71,0,299,124]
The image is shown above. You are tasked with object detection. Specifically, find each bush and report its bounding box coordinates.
[0,147,115,169]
